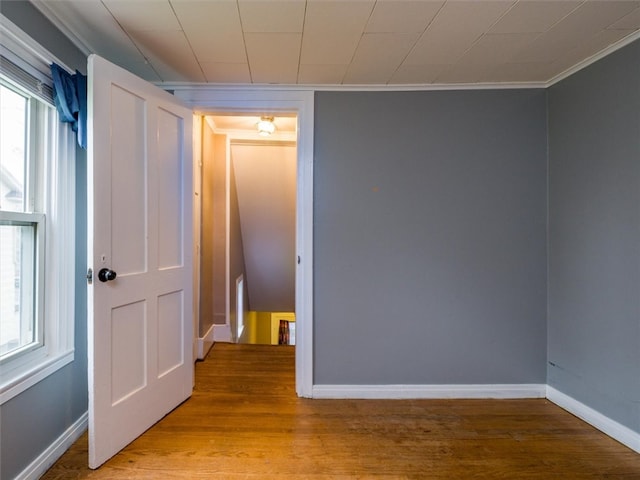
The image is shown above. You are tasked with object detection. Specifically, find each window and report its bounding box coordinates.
[0,82,46,361]
[0,20,75,403]
[236,275,244,341]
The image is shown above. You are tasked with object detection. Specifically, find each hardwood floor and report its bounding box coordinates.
[42,343,640,479]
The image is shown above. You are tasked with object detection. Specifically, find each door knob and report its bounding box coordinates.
[98,268,117,283]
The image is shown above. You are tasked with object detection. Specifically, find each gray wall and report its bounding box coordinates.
[314,90,548,385]
[0,3,88,479]
[547,39,640,433]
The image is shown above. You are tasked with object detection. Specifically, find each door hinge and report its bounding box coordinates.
[86,268,93,285]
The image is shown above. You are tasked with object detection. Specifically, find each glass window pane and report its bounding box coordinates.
[0,84,28,213]
[0,224,36,358]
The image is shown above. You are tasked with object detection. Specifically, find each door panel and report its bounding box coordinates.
[111,301,147,404]
[88,54,193,469]
[110,86,147,276]
[157,290,184,376]
[157,109,185,269]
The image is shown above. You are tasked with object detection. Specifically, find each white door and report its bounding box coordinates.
[87,54,193,469]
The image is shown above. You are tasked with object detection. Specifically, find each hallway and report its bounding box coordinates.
[42,343,640,479]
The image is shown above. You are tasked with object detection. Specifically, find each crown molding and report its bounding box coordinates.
[29,0,93,57]
[547,30,640,87]
[161,80,547,93]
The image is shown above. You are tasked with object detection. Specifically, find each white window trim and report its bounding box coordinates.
[0,15,76,404]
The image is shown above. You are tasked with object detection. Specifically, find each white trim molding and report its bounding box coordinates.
[196,323,215,360]
[15,411,88,480]
[547,386,640,454]
[0,352,74,405]
[312,384,547,400]
[28,1,93,57]
[212,323,232,343]
[162,80,547,92]
[547,30,640,86]
[0,13,72,73]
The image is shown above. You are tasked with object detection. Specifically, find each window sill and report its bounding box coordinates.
[0,349,74,405]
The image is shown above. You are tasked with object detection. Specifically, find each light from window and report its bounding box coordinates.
[236,276,244,341]
[0,224,36,357]
[0,85,27,212]
[0,82,44,363]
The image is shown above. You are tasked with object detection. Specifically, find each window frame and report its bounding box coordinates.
[0,15,76,404]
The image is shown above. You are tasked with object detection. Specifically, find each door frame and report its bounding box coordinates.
[172,87,314,398]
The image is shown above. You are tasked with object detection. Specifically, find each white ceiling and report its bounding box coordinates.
[32,0,640,86]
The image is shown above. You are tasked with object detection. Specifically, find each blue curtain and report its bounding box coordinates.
[51,63,87,149]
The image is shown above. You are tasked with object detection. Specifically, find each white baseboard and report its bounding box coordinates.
[312,383,547,399]
[213,323,232,343]
[546,386,640,454]
[16,411,88,480]
[237,325,245,343]
[196,323,215,360]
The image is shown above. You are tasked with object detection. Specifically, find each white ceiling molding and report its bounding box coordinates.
[163,81,548,92]
[547,29,640,86]
[30,0,93,57]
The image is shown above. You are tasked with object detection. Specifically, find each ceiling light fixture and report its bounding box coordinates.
[257,116,276,136]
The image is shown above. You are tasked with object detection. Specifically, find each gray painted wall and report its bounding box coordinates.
[0,3,89,479]
[314,90,548,385]
[547,39,640,433]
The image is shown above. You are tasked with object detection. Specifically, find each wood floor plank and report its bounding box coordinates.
[41,343,640,479]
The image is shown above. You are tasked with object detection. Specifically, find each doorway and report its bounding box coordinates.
[200,114,297,347]
[173,86,315,398]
